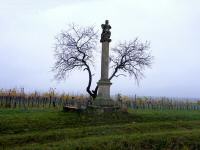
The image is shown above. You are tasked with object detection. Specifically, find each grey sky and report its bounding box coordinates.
[0,0,200,98]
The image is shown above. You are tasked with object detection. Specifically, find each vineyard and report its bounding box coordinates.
[126,96,200,110]
[0,88,200,110]
[0,88,88,109]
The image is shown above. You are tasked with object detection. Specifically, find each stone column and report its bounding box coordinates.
[97,20,112,99]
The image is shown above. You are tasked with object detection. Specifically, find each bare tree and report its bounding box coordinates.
[109,38,153,84]
[53,24,98,99]
[53,24,153,100]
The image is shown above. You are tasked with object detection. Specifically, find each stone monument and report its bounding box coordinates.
[88,20,120,112]
[97,20,112,100]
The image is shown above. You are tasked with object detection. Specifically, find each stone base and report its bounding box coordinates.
[92,97,115,107]
[97,80,112,99]
[87,105,120,113]
[87,98,121,113]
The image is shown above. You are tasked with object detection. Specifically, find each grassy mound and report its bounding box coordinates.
[1,109,200,149]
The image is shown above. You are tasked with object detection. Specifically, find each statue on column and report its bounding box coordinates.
[100,20,111,43]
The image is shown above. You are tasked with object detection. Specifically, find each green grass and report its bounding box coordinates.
[1,108,200,149]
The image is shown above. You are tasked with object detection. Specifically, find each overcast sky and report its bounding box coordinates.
[0,0,200,98]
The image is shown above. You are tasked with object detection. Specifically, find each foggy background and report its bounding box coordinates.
[0,0,200,98]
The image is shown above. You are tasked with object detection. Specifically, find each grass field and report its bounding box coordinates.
[1,109,200,149]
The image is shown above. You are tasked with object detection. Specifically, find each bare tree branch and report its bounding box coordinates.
[53,24,99,99]
[109,38,153,85]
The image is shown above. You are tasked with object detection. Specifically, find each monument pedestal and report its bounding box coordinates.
[87,105,120,113]
[97,79,112,99]
[90,80,120,113]
[88,98,120,113]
